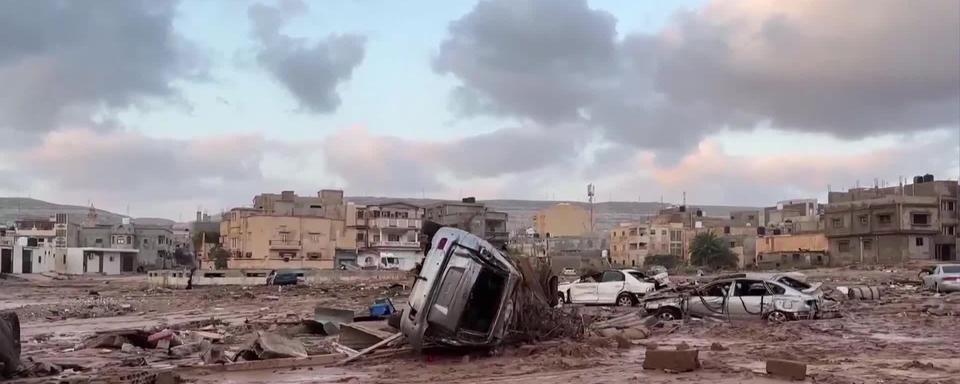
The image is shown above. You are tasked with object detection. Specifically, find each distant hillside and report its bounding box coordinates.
[346,196,759,233]
[0,197,173,227]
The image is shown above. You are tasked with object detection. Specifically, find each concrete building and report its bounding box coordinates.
[533,203,591,238]
[824,177,958,264]
[75,220,174,270]
[609,223,651,267]
[755,233,829,269]
[762,199,823,235]
[353,202,423,270]
[220,190,350,270]
[423,198,509,249]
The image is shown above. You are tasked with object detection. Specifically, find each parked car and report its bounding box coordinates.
[643,273,822,322]
[920,264,960,292]
[266,269,301,286]
[401,227,521,350]
[557,269,663,306]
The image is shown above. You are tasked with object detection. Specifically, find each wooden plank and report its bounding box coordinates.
[180,353,346,372]
[336,332,403,366]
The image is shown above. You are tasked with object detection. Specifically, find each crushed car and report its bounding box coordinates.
[401,226,522,350]
[557,268,670,306]
[642,273,825,322]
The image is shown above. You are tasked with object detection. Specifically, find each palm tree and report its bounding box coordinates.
[690,232,737,270]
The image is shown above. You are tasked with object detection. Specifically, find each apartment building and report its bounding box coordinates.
[533,203,591,238]
[762,199,823,234]
[824,177,957,264]
[353,202,423,270]
[423,198,509,249]
[609,223,651,267]
[220,190,349,270]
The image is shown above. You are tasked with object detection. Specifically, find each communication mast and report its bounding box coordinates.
[587,184,595,233]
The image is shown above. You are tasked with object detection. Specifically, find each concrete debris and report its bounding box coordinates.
[709,342,728,351]
[642,349,700,372]
[847,286,882,300]
[199,341,229,365]
[120,343,141,354]
[766,359,807,380]
[170,343,202,358]
[0,311,21,377]
[236,331,308,361]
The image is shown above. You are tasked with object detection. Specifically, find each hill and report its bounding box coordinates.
[0,197,174,227]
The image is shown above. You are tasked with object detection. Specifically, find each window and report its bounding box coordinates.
[661,230,667,236]
[388,234,401,242]
[143,238,149,246]
[95,238,103,244]
[702,282,729,297]
[792,253,800,262]
[831,218,843,228]
[734,280,768,296]
[838,240,851,253]
[729,241,736,248]
[912,213,930,226]
[600,271,625,282]
[723,226,730,234]
[915,237,924,247]
[747,215,755,221]
[356,210,365,219]
[943,201,956,211]
[108,256,113,262]
[862,239,873,250]
[309,233,321,243]
[629,243,638,250]
[356,232,365,242]
[631,260,635,266]
[629,228,638,236]
[767,283,786,295]
[945,226,956,236]
[307,252,321,259]
[858,215,868,225]
[245,252,252,258]
[877,214,892,225]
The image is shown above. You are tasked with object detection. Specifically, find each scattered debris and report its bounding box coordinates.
[847,286,882,300]
[0,311,20,377]
[766,359,807,380]
[236,331,308,360]
[642,349,700,372]
[709,342,728,351]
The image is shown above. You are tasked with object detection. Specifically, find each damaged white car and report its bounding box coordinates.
[557,269,669,306]
[401,227,521,349]
[643,273,823,322]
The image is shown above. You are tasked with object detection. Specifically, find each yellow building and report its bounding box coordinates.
[533,203,591,238]
[609,223,651,267]
[219,190,349,270]
[755,233,828,268]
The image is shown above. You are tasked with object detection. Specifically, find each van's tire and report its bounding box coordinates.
[655,307,682,321]
[616,293,636,307]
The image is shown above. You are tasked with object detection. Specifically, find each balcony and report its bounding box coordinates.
[269,239,302,250]
[368,218,421,229]
[369,240,420,249]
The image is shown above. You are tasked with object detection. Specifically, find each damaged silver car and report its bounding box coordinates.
[401,227,521,350]
[643,273,823,322]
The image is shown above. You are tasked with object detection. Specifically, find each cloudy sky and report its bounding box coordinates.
[0,0,957,220]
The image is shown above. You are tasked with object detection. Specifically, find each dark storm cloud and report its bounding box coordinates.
[435,0,960,153]
[0,0,203,134]
[248,0,366,114]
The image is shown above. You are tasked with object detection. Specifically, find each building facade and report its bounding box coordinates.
[824,178,957,264]
[423,198,509,249]
[609,223,651,267]
[533,203,591,238]
[755,233,828,269]
[220,190,349,270]
[353,202,423,270]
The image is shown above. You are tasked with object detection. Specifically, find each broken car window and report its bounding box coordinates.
[942,266,960,273]
[766,283,786,295]
[777,276,811,290]
[733,280,769,296]
[701,281,729,297]
[601,271,625,282]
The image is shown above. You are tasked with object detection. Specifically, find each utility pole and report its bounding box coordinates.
[587,184,595,234]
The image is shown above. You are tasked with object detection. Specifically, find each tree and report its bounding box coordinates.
[690,232,738,270]
[173,247,195,267]
[210,247,230,269]
[644,254,681,270]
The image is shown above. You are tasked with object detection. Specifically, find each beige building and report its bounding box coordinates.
[755,233,828,268]
[220,190,349,270]
[353,202,423,270]
[609,223,651,267]
[824,178,957,264]
[533,203,591,237]
[423,198,509,248]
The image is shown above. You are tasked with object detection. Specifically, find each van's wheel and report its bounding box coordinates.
[616,293,636,307]
[655,307,682,321]
[766,310,789,324]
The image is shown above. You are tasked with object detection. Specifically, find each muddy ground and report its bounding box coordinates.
[1,265,958,384]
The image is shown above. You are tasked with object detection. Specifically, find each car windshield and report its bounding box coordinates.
[628,271,646,280]
[942,266,960,273]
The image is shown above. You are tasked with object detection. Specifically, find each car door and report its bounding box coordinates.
[727,279,771,320]
[570,274,600,303]
[922,266,939,289]
[597,271,627,304]
[687,280,732,319]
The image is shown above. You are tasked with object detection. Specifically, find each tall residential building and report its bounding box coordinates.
[609,223,651,267]
[353,202,423,270]
[220,190,348,270]
[533,203,591,238]
[824,177,957,264]
[762,199,823,234]
[423,198,509,249]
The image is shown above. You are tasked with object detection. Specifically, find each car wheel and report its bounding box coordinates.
[766,310,789,324]
[655,307,682,321]
[616,293,636,307]
[557,292,565,303]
